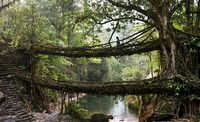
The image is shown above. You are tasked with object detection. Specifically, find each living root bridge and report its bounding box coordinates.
[32,39,161,58]
[16,74,176,95]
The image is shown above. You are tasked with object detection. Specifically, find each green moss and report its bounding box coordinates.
[66,102,90,121]
[195,114,200,121]
[160,103,173,113]
[128,102,139,112]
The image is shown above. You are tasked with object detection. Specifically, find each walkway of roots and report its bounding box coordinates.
[32,39,160,57]
[14,70,199,96]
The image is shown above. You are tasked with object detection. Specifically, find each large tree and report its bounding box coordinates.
[31,0,200,82]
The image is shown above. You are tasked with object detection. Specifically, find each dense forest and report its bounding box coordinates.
[1,0,200,122]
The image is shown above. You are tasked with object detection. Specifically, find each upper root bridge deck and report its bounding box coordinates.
[32,39,161,58]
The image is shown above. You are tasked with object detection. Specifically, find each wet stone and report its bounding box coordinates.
[0,116,16,122]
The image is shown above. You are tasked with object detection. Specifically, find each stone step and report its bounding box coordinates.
[16,113,31,118]
[0,81,14,86]
[0,68,16,70]
[1,85,17,89]
[8,101,21,105]
[2,89,19,93]
[2,93,18,97]
[0,73,14,76]
[0,65,14,69]
[2,92,18,96]
[16,116,32,122]
[0,84,13,87]
[0,71,15,73]
[16,114,32,120]
[3,90,19,95]
[0,62,12,65]
[9,106,26,112]
[15,111,28,116]
[15,108,28,113]
[0,74,32,121]
[0,82,13,85]
[6,100,19,104]
[0,68,15,71]
[0,64,14,67]
[0,115,16,121]
[0,104,12,110]
[0,88,17,92]
[11,103,24,108]
[6,101,20,105]
[0,72,11,75]
[0,77,11,80]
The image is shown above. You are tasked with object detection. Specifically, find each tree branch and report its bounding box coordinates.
[0,0,18,12]
[169,0,186,17]
[175,28,200,38]
[108,21,119,46]
[175,74,200,96]
[96,17,154,26]
[107,0,156,21]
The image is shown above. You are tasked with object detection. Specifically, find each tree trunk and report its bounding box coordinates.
[139,95,163,122]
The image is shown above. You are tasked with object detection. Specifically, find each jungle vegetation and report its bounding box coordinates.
[1,0,200,121]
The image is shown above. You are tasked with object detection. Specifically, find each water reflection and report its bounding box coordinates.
[79,95,138,122]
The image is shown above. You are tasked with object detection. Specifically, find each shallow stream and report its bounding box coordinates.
[79,95,139,122]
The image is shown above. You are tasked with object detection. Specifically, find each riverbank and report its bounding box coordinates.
[32,112,72,122]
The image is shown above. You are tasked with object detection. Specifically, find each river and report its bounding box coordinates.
[79,95,139,122]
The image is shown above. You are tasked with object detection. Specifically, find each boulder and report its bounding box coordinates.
[148,112,176,122]
[90,113,113,122]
